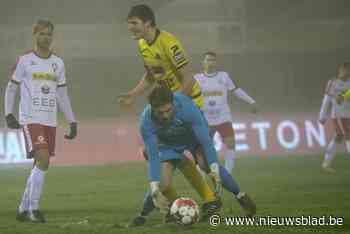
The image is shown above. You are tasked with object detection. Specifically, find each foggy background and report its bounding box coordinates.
[1,0,350,121]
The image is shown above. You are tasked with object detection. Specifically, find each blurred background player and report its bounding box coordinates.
[139,87,222,223]
[195,51,258,174]
[4,18,77,222]
[319,62,350,172]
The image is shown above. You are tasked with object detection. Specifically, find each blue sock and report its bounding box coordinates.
[140,190,155,216]
[219,165,240,195]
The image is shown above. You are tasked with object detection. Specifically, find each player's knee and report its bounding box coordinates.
[34,149,50,171]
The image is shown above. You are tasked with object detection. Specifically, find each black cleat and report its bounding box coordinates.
[237,193,256,217]
[16,210,29,222]
[127,215,147,227]
[200,199,222,222]
[28,210,46,223]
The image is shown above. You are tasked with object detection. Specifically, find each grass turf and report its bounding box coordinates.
[0,154,349,234]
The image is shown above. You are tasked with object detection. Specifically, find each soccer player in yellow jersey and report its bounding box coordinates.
[121,4,221,226]
[119,5,203,108]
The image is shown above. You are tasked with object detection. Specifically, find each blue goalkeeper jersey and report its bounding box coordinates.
[140,92,219,182]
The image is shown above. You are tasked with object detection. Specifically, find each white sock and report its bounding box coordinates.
[345,140,350,153]
[29,166,45,211]
[323,137,337,167]
[19,174,32,212]
[225,149,235,174]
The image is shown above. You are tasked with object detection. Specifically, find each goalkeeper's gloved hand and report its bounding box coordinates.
[150,181,169,214]
[5,114,21,129]
[64,122,77,140]
[208,163,223,198]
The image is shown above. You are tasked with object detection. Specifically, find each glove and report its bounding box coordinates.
[5,114,21,129]
[64,122,77,140]
[150,181,169,214]
[208,163,223,198]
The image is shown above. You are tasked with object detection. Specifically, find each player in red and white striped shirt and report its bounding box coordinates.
[319,62,350,172]
[4,18,77,222]
[194,51,258,174]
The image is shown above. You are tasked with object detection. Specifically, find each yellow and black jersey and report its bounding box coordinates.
[138,29,203,108]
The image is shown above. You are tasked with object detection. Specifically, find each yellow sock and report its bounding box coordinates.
[179,159,216,202]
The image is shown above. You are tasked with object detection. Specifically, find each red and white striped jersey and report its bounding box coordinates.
[10,51,66,126]
[194,71,236,125]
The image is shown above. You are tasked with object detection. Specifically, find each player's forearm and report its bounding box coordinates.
[178,65,195,96]
[5,81,18,115]
[319,94,332,121]
[144,139,161,182]
[128,72,153,97]
[57,86,76,123]
[233,88,255,104]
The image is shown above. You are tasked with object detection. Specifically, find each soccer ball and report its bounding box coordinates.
[170,197,200,226]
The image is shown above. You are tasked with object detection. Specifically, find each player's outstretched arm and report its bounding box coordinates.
[118,72,154,107]
[233,88,258,113]
[140,115,169,213]
[57,86,77,139]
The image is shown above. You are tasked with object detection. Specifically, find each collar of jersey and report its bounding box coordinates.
[203,71,218,78]
[147,29,161,46]
[33,51,53,59]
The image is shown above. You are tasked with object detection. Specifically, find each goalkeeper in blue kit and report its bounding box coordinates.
[139,87,222,221]
[129,87,256,226]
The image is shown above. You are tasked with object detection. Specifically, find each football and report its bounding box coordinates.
[170,197,200,226]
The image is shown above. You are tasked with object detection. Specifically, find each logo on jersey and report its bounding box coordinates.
[51,63,58,72]
[32,72,57,81]
[41,84,50,94]
[170,45,186,64]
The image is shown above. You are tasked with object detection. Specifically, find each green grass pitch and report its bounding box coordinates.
[0,154,349,234]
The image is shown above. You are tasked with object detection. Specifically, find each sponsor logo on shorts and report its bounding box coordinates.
[34,135,47,145]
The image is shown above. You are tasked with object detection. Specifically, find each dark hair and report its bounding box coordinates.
[203,51,217,58]
[148,86,173,109]
[127,4,156,27]
[33,18,54,34]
